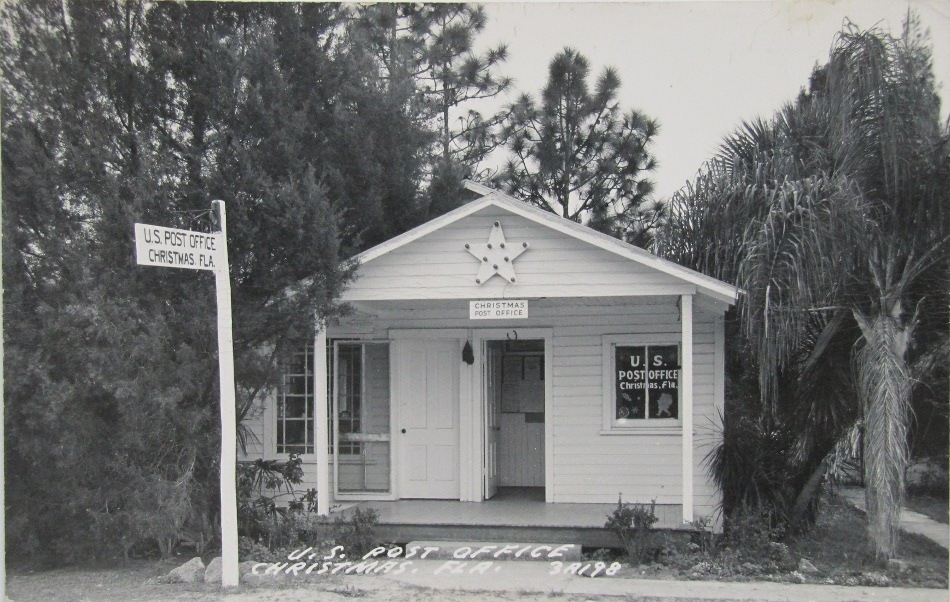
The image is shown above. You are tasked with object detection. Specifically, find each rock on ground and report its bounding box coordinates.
[239,560,258,576]
[887,558,912,573]
[167,556,205,583]
[204,557,222,583]
[798,558,819,573]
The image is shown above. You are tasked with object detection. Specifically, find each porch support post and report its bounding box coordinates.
[314,322,330,515]
[680,294,694,523]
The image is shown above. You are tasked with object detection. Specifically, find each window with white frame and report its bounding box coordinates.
[277,344,315,454]
[275,340,389,477]
[603,336,681,430]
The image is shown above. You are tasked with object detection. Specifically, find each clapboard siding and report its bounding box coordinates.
[240,403,266,458]
[547,310,719,517]
[345,207,686,300]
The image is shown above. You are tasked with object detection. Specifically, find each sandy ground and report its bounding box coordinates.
[7,559,949,602]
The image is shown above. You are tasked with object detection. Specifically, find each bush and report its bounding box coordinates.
[237,455,319,550]
[331,508,380,558]
[605,496,661,564]
[236,456,380,558]
[687,515,716,555]
[906,456,949,498]
[238,535,336,564]
[722,504,787,562]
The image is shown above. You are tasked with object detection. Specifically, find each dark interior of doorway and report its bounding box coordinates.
[490,486,544,502]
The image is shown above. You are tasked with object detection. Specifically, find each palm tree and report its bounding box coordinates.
[661,16,949,560]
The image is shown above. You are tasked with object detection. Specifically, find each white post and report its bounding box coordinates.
[680,294,694,523]
[212,200,239,587]
[314,323,330,515]
[1,168,6,602]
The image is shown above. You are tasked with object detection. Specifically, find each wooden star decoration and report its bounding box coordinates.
[464,221,529,285]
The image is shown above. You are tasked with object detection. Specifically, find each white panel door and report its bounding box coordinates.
[396,339,460,499]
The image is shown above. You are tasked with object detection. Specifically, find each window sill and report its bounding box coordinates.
[264,454,363,463]
[599,427,684,436]
[337,456,371,465]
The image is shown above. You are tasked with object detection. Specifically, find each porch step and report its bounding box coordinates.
[406,540,582,562]
[377,524,621,549]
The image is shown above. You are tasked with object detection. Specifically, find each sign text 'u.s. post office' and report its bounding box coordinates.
[469,300,528,320]
[135,223,221,270]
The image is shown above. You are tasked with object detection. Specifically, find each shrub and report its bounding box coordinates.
[237,455,326,550]
[332,508,380,558]
[906,456,950,498]
[605,495,661,564]
[722,504,787,562]
[687,515,716,555]
[238,535,337,563]
[236,456,380,558]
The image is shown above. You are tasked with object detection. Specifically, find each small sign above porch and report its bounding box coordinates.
[470,300,528,320]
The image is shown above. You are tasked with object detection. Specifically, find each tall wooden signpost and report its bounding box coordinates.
[134,201,239,587]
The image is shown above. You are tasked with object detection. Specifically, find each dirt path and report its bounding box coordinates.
[8,560,949,602]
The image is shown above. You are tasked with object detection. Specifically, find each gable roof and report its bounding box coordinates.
[351,184,738,305]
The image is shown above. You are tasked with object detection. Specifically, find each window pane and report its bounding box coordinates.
[338,441,390,493]
[647,345,679,419]
[615,346,647,419]
[337,344,362,438]
[362,343,390,436]
[288,375,308,395]
[285,396,306,418]
[284,420,305,445]
[289,351,308,374]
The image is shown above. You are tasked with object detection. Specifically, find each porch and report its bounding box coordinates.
[338,487,686,548]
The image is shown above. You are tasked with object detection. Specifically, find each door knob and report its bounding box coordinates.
[401,429,406,434]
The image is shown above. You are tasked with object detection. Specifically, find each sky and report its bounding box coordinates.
[474,0,950,201]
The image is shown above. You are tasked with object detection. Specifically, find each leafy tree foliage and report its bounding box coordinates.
[498,48,661,246]
[3,0,486,562]
[660,16,949,559]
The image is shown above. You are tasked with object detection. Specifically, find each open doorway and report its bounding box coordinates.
[484,339,545,500]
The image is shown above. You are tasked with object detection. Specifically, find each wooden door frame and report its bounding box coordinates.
[471,328,553,503]
[483,340,502,500]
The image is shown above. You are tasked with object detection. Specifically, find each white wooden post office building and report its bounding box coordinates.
[242,184,738,538]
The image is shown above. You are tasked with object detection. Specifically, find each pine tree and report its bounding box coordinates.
[351,4,511,219]
[499,48,661,246]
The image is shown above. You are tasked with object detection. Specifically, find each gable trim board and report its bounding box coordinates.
[344,188,738,305]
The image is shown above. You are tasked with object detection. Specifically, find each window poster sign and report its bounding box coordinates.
[615,345,679,420]
[522,355,542,381]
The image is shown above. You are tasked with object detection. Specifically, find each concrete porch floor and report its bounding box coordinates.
[352,487,623,528]
[336,487,685,546]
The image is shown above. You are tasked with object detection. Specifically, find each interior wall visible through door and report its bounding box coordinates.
[494,339,545,488]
